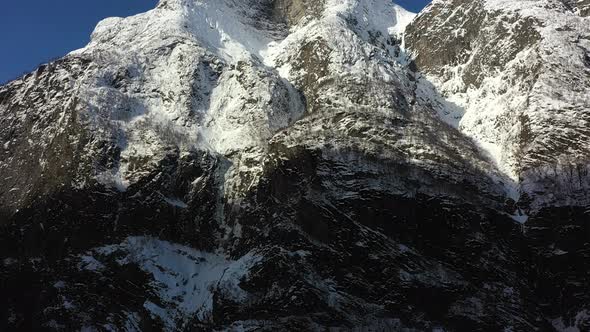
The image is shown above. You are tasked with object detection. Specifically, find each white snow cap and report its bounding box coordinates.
[73,0,418,191]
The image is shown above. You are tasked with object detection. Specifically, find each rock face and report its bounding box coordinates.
[406,2,590,330]
[0,0,588,331]
[407,0,590,210]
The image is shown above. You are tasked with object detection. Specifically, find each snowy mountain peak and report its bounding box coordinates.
[2,0,590,330]
[64,0,418,190]
[83,0,418,77]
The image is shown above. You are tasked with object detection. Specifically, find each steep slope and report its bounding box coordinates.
[406,0,590,329]
[0,0,588,331]
[407,0,590,211]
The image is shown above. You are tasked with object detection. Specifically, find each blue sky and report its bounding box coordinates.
[0,0,430,83]
[396,0,431,13]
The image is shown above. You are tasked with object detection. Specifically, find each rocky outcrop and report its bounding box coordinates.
[406,0,590,210]
[1,0,589,331]
[406,1,590,329]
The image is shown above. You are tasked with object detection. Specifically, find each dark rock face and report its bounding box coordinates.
[0,143,542,331]
[406,1,590,330]
[1,0,589,331]
[268,0,326,26]
[228,144,541,331]
[0,57,94,219]
[406,0,541,88]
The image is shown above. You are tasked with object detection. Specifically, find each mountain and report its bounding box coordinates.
[0,0,588,331]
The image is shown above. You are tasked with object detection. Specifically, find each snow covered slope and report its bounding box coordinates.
[1,0,589,330]
[407,0,590,211]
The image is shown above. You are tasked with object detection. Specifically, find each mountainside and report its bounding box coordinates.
[407,0,590,211]
[0,0,588,331]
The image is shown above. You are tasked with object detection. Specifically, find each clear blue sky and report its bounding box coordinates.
[0,0,430,83]
[396,0,431,13]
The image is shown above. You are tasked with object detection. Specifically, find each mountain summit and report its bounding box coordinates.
[1,0,589,331]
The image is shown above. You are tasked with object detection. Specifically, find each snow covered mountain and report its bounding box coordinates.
[0,0,588,331]
[407,0,590,212]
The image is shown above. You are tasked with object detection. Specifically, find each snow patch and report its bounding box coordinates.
[78,255,106,272]
[162,196,188,208]
[3,257,17,266]
[89,237,261,331]
[552,310,590,332]
[510,211,529,224]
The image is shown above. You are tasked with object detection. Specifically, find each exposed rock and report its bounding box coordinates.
[0,0,589,331]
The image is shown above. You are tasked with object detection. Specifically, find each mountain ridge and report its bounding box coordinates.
[1,0,589,330]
